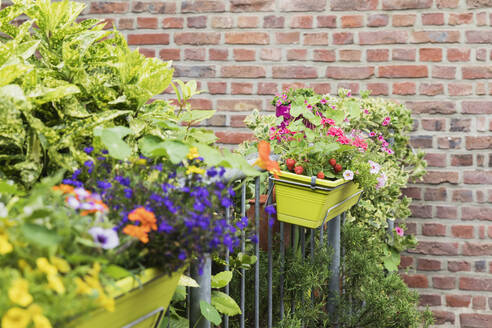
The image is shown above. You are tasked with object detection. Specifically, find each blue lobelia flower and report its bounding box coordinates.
[83,146,94,154]
[265,205,276,215]
[124,188,133,199]
[159,221,174,233]
[84,160,94,174]
[206,167,218,177]
[96,180,112,190]
[178,250,187,261]
[236,216,248,230]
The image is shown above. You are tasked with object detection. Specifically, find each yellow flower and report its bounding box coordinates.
[97,293,115,312]
[186,166,205,175]
[50,256,70,273]
[32,314,52,328]
[36,258,57,275]
[8,279,33,307]
[28,304,42,316]
[0,234,13,255]
[1,307,31,328]
[18,260,32,272]
[135,158,147,165]
[187,147,199,160]
[74,277,92,295]
[47,274,65,294]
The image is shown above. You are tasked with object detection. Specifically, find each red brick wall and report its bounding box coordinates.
[80,1,492,326]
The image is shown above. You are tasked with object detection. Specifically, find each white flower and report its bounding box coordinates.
[343,170,354,181]
[88,227,120,250]
[0,202,7,218]
[368,160,381,174]
[66,196,80,209]
[376,172,387,190]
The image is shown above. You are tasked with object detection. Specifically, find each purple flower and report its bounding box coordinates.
[178,250,187,261]
[194,201,206,212]
[236,216,248,230]
[250,235,258,244]
[218,167,226,177]
[268,217,275,227]
[88,227,119,250]
[124,188,133,198]
[96,180,112,190]
[264,205,276,216]
[84,160,94,174]
[221,197,233,208]
[72,169,81,180]
[159,221,174,233]
[206,167,217,177]
[115,176,130,187]
[228,187,236,197]
[101,149,109,154]
[276,104,292,121]
[153,163,163,171]
[83,147,94,154]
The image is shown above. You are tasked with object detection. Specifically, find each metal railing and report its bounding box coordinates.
[167,176,351,328]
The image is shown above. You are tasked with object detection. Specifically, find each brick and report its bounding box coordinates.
[424,187,447,201]
[402,187,422,199]
[462,66,492,79]
[132,2,176,14]
[287,49,307,61]
[290,15,313,28]
[477,11,488,25]
[341,15,363,28]
[409,204,433,217]
[339,50,361,61]
[466,136,492,150]
[207,114,226,127]
[408,102,456,116]
[383,0,432,9]
[119,18,134,30]
[449,83,473,96]
[437,137,462,149]
[282,81,307,90]
[393,49,416,61]
[411,241,459,255]
[303,32,329,45]
[337,83,359,94]
[230,0,275,12]
[260,48,281,61]
[128,33,169,45]
[420,83,444,96]
[331,0,378,10]
[399,255,413,269]
[279,0,327,11]
[463,242,492,255]
[276,32,300,44]
[211,16,233,28]
[230,115,248,128]
[367,49,389,62]
[366,83,389,96]
[433,66,456,79]
[410,135,433,148]
[233,49,255,61]
[417,259,441,271]
[313,50,336,62]
[367,14,388,27]
[461,313,492,328]
[359,31,408,45]
[137,17,158,29]
[447,48,471,62]
[209,49,228,61]
[411,31,461,43]
[462,101,492,114]
[273,66,318,79]
[187,16,207,28]
[425,153,447,167]
[310,83,331,94]
[472,296,486,310]
[449,261,471,272]
[264,15,284,28]
[174,65,216,78]
[437,0,460,8]
[332,32,354,45]
[467,0,492,7]
[452,225,475,238]
[326,67,374,80]
[188,98,212,110]
[475,260,486,272]
[159,49,180,61]
[432,310,455,325]
[207,82,226,94]
[257,82,278,95]
[451,154,473,166]
[420,48,442,62]
[422,118,446,131]
[452,189,473,202]
[162,17,184,29]
[449,13,474,25]
[184,48,206,61]
[138,48,154,58]
[316,15,337,28]
[216,99,262,112]
[225,32,269,44]
[422,223,446,236]
[422,13,445,25]
[434,277,456,290]
[231,82,253,95]
[181,1,226,13]
[462,205,492,220]
[215,131,254,144]
[90,2,129,14]
[393,82,416,95]
[221,66,266,78]
[419,294,441,306]
[460,277,492,291]
[175,32,219,45]
[392,14,416,27]
[379,65,428,78]
[401,274,428,288]
[476,48,487,61]
[446,295,472,307]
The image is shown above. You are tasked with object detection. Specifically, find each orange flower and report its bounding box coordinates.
[52,184,74,194]
[253,141,280,178]
[122,225,150,243]
[128,207,157,231]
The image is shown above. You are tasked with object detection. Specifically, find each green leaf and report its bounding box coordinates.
[200,301,221,325]
[382,248,400,272]
[211,271,233,289]
[94,126,132,160]
[103,265,132,280]
[172,286,187,302]
[237,253,257,266]
[162,140,190,164]
[178,274,200,287]
[346,101,361,120]
[20,223,61,248]
[180,110,215,124]
[0,180,19,195]
[211,291,242,316]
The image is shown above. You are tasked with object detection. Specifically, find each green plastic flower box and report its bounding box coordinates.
[273,171,363,229]
[70,268,183,328]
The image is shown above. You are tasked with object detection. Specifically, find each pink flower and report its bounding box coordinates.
[337,135,352,145]
[378,135,385,141]
[328,126,344,137]
[368,160,381,174]
[364,109,369,114]
[395,227,404,237]
[386,148,394,155]
[343,170,354,181]
[321,118,335,126]
[382,141,389,147]
[320,98,327,104]
[376,173,387,189]
[347,90,352,97]
[369,131,376,137]
[306,104,313,110]
[382,116,391,126]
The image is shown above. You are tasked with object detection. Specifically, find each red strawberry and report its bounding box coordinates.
[294,166,304,175]
[286,158,296,171]
[329,158,337,167]
[334,164,342,173]
[317,172,325,179]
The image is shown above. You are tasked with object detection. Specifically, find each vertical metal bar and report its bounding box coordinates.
[240,182,246,328]
[291,225,296,314]
[166,308,170,328]
[279,222,285,320]
[254,176,260,328]
[225,207,230,328]
[300,227,305,328]
[387,218,395,239]
[327,215,341,321]
[310,229,314,303]
[267,210,273,328]
[190,255,212,328]
[319,225,324,244]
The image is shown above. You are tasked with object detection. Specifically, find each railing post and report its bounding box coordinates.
[327,214,341,321]
[190,255,212,328]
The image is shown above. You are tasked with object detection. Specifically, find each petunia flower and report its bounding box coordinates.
[368,160,381,174]
[8,279,33,307]
[88,227,120,250]
[395,227,404,237]
[343,170,354,181]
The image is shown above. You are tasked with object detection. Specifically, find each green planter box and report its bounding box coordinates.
[273,171,363,229]
[70,268,183,328]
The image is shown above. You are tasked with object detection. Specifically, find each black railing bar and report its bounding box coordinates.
[321,190,363,227]
[265,178,274,328]
[224,206,230,328]
[291,225,296,315]
[279,221,285,321]
[254,176,260,328]
[310,229,314,303]
[240,182,246,328]
[327,215,341,326]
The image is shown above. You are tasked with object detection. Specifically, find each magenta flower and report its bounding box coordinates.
[395,227,404,237]
[369,131,376,137]
[320,98,327,104]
